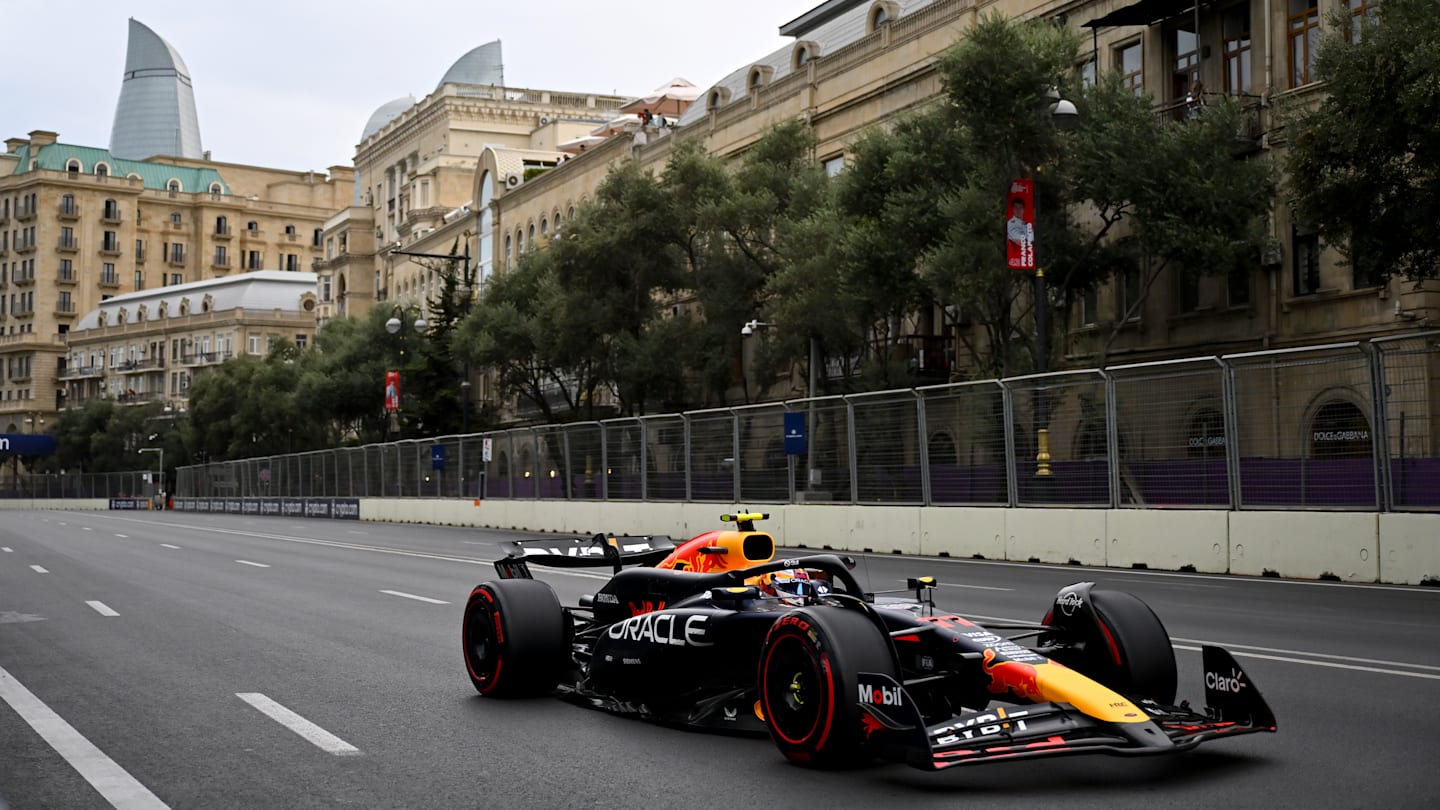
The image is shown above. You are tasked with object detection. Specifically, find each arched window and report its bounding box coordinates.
[540,218,548,235]
[867,1,898,33]
[505,233,512,261]
[66,159,82,173]
[708,90,722,110]
[95,163,110,177]
[567,206,576,220]
[792,41,820,69]
[166,179,182,194]
[528,223,536,241]
[216,215,228,234]
[170,211,182,225]
[209,182,222,196]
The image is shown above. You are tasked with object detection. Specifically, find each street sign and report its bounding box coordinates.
[783,412,807,456]
[431,444,446,471]
[482,438,492,463]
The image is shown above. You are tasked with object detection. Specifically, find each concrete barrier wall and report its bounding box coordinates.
[0,499,109,511]
[1228,512,1380,582]
[303,498,1438,585]
[1378,514,1440,586]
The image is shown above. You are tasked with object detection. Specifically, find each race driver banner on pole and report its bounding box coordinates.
[1006,178,1036,271]
[384,370,401,412]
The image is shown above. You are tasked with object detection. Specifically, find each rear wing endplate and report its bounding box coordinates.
[493,532,675,578]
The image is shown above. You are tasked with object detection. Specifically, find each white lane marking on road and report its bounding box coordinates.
[115,534,129,538]
[82,527,93,532]
[346,531,369,536]
[379,589,449,605]
[0,661,170,809]
[1172,644,1440,681]
[86,601,120,617]
[160,544,181,550]
[235,693,361,756]
[30,565,49,574]
[957,611,1440,680]
[1172,637,1440,672]
[234,560,271,568]
[2,547,12,552]
[933,582,1014,592]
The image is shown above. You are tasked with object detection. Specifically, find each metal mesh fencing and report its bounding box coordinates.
[792,396,851,502]
[1226,343,1379,509]
[850,391,923,504]
[644,415,687,501]
[1007,371,1111,506]
[735,403,788,503]
[688,409,737,502]
[1109,359,1231,507]
[604,419,644,499]
[1374,331,1440,511]
[919,381,1009,505]
[170,334,1437,513]
[2,471,159,499]
[561,423,604,500]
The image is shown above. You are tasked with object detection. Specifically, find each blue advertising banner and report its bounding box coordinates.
[0,434,58,456]
[783,412,807,456]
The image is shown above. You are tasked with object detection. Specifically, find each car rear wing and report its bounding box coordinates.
[493,532,675,579]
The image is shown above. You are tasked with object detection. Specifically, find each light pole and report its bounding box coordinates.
[389,238,476,435]
[742,319,820,493]
[139,446,163,507]
[1028,87,1079,481]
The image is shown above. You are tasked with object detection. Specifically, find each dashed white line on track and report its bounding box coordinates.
[236,693,361,756]
[116,534,129,538]
[30,565,49,574]
[160,544,181,550]
[1,547,12,552]
[0,661,169,808]
[235,560,271,568]
[86,601,120,617]
[82,527,93,532]
[379,590,449,605]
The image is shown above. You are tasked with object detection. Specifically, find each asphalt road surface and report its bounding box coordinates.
[1,510,1436,809]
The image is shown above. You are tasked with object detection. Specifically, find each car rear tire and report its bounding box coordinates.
[758,607,896,768]
[462,579,567,698]
[1055,589,1177,705]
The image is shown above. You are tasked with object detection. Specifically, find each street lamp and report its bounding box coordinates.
[389,238,477,434]
[1028,86,1078,480]
[139,446,164,506]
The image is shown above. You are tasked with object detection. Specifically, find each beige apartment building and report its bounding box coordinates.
[61,271,320,411]
[471,0,1434,385]
[0,132,351,430]
[316,39,631,326]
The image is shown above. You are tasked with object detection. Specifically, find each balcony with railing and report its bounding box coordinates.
[168,250,187,267]
[59,365,105,380]
[99,274,120,289]
[181,351,233,366]
[56,236,78,253]
[100,242,122,257]
[58,201,80,220]
[212,256,231,270]
[15,238,35,255]
[215,224,232,239]
[15,203,35,221]
[55,302,77,316]
[101,208,122,225]
[116,357,166,372]
[58,267,78,284]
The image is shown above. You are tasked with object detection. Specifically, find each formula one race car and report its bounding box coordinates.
[461,514,1276,770]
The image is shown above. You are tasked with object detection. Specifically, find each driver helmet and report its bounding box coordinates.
[758,569,830,604]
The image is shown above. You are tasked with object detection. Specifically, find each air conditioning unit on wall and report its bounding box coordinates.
[504,172,523,189]
[538,115,553,126]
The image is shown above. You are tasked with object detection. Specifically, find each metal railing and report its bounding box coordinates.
[0,470,166,500]
[175,333,1440,512]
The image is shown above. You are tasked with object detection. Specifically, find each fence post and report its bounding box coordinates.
[845,395,859,504]
[915,390,931,506]
[682,414,693,503]
[1365,342,1392,512]
[1221,358,1242,510]
[1103,370,1120,509]
[1001,381,1017,508]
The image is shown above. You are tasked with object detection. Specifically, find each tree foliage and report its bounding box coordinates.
[1286,0,1440,279]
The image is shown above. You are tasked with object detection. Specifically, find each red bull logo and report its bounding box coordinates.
[982,648,1045,702]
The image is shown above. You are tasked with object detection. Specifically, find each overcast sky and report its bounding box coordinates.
[6,1,823,172]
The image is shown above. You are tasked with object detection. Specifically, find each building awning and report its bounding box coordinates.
[1082,0,1201,28]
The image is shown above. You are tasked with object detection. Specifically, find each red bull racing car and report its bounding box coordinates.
[462,514,1276,770]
